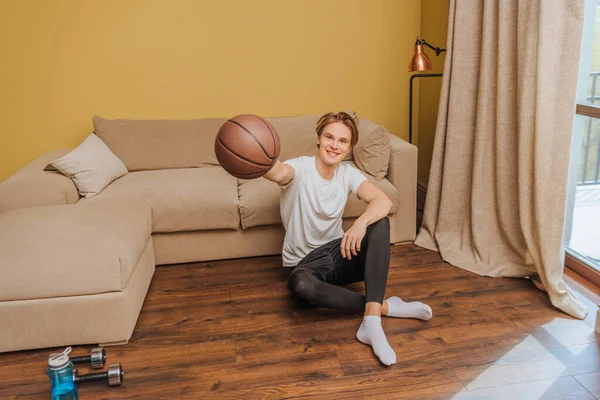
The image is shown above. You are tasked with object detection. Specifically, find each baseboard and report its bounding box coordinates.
[565,252,600,287]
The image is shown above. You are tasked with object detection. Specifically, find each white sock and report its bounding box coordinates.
[356,316,396,366]
[384,296,432,320]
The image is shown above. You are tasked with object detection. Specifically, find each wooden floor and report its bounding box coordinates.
[1,244,599,399]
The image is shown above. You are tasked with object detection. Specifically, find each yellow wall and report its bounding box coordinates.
[0,0,423,183]
[417,0,449,186]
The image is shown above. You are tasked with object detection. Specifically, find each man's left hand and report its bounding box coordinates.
[341,220,367,260]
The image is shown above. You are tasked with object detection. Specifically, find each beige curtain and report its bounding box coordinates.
[415,0,588,319]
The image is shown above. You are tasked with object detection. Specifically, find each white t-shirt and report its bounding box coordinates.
[280,156,367,267]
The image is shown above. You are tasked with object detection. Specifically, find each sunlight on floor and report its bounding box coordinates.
[450,316,597,399]
[462,336,565,391]
[541,317,595,354]
[451,378,580,400]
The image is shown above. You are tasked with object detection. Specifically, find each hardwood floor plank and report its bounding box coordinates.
[112,352,345,399]
[384,274,536,312]
[452,339,600,391]
[387,262,463,283]
[229,280,296,314]
[389,247,446,269]
[574,371,600,399]
[194,352,344,394]
[415,308,523,344]
[234,322,357,364]
[132,310,304,345]
[214,363,463,400]
[499,303,597,348]
[448,376,595,400]
[141,282,232,311]
[287,390,363,399]
[156,256,288,286]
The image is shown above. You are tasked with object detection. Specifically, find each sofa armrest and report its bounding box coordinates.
[0,150,79,213]
[385,133,417,243]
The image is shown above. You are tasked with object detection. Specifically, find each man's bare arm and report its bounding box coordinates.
[263,160,295,186]
[341,180,393,260]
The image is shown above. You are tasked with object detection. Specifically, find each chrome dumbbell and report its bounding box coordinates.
[73,364,124,387]
[70,347,106,369]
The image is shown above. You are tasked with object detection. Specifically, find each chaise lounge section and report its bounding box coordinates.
[0,203,154,352]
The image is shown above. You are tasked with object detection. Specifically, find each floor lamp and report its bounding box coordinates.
[408,37,446,145]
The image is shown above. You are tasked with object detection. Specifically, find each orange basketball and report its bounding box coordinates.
[214,114,280,179]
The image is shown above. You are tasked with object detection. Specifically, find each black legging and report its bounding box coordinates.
[288,217,390,311]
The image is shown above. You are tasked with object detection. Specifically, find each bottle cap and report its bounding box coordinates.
[48,347,71,369]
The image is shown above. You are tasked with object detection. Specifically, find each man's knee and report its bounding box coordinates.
[367,217,390,240]
[288,270,317,301]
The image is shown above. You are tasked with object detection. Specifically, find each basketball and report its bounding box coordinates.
[215,114,280,179]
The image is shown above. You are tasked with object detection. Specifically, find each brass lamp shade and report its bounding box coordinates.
[408,43,432,72]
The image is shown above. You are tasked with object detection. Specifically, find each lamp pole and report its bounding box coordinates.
[409,73,442,145]
[407,37,445,146]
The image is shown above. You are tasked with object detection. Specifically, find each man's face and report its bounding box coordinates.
[317,122,352,167]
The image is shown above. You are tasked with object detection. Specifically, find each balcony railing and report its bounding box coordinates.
[580,72,600,185]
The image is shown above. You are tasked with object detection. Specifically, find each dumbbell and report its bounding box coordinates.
[70,347,106,369]
[73,364,124,387]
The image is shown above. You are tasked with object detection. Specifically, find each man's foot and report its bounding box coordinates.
[356,316,396,366]
[384,296,432,320]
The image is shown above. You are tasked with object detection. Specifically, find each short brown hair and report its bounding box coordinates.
[316,112,359,147]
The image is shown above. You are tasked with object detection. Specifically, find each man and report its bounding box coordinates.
[263,111,432,366]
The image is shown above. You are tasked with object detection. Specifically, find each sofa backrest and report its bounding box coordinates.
[94,112,390,180]
[94,115,227,171]
[266,113,331,162]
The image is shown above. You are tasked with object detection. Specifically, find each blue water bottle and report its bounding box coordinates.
[47,347,79,400]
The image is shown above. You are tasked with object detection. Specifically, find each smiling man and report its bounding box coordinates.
[263,111,432,366]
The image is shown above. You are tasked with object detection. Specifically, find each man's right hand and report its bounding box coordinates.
[263,160,295,186]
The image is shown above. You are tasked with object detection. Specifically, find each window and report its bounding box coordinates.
[565,0,600,281]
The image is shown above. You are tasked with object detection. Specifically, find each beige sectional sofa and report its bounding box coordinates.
[0,112,417,352]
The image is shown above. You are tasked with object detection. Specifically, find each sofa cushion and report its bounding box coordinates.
[0,203,152,302]
[266,112,390,180]
[93,115,227,171]
[47,133,128,198]
[353,117,391,181]
[85,167,240,232]
[238,161,400,229]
